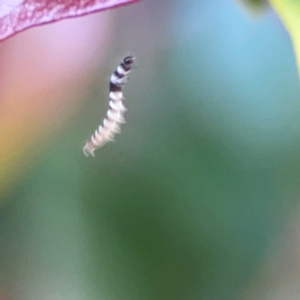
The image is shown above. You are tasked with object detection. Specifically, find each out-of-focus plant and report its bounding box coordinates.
[270,0,300,76]
[236,0,269,13]
[238,0,300,77]
[0,0,140,41]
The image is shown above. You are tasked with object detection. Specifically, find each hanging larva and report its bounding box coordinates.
[83,56,136,157]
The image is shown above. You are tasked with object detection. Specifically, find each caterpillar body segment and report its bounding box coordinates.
[83,56,135,157]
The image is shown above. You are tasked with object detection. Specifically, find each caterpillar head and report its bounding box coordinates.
[123,56,135,68]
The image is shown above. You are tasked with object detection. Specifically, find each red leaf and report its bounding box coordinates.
[0,0,140,41]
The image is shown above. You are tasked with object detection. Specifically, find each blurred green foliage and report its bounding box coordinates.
[236,0,269,13]
[270,0,300,76]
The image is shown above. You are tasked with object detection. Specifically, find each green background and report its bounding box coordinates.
[1,0,300,299]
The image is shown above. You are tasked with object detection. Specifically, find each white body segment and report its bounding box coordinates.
[83,94,126,157]
[117,65,129,75]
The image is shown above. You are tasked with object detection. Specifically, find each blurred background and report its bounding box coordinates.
[1,0,300,299]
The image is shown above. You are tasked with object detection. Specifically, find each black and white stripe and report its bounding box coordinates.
[83,56,135,157]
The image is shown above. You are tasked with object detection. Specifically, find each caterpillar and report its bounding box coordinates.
[83,56,136,157]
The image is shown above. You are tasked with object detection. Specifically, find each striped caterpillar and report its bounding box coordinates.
[83,56,136,157]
